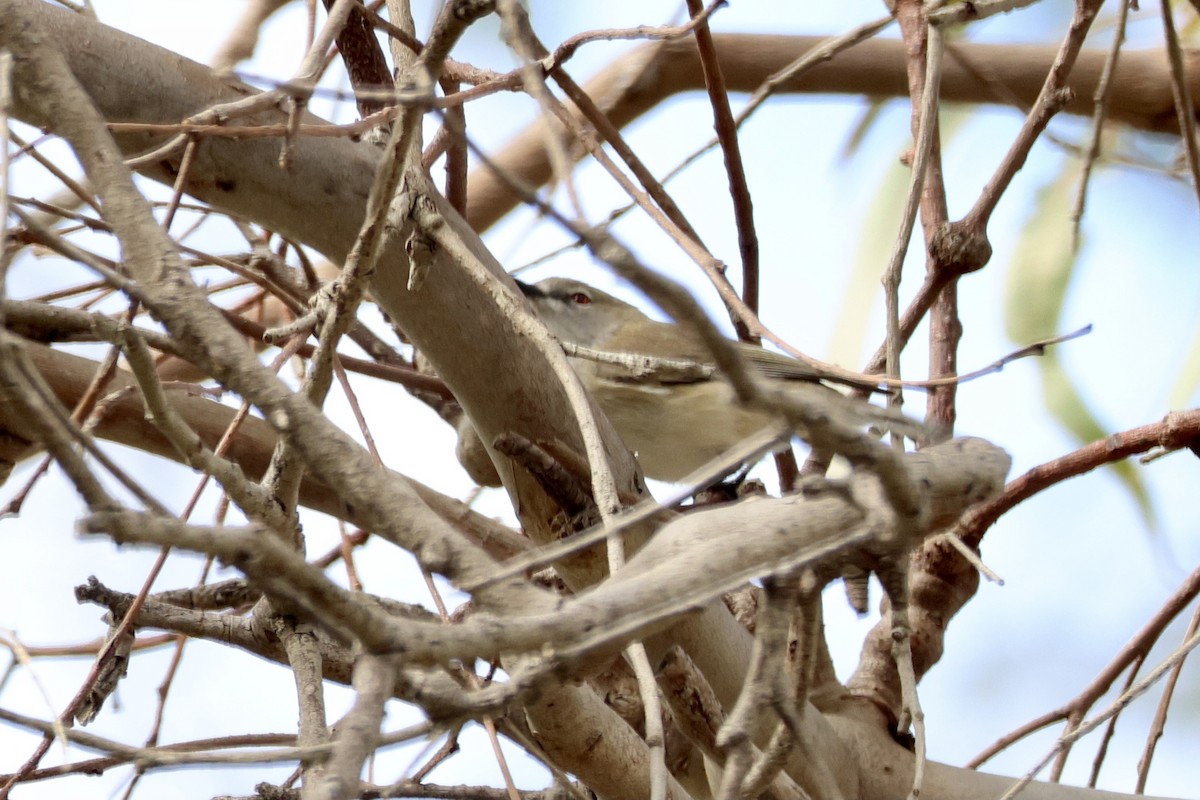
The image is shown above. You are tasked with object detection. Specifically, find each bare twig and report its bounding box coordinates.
[1159,0,1200,215]
[960,0,1106,231]
[970,560,1200,770]
[1135,602,1200,793]
[881,13,945,429]
[322,0,393,118]
[683,0,760,334]
[895,0,955,436]
[312,653,399,800]
[997,627,1200,800]
[955,409,1200,547]
[1070,0,1132,250]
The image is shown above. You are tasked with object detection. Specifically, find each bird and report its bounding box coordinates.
[516,277,905,483]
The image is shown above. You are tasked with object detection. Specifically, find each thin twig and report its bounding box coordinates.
[7,129,100,213]
[684,0,760,333]
[996,627,1200,800]
[496,0,583,219]
[1159,0,1200,215]
[1070,0,1131,250]
[1135,602,1200,793]
[969,560,1200,769]
[960,0,1106,230]
[1084,650,1145,787]
[955,409,1200,547]
[929,0,1046,25]
[161,136,198,232]
[0,48,12,286]
[468,427,785,592]
[882,15,945,429]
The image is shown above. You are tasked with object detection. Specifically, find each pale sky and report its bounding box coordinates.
[2,3,1198,799]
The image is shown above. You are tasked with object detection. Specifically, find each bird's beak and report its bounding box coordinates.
[513,278,541,298]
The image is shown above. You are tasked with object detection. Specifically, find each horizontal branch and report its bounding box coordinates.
[956,408,1200,546]
[0,341,528,563]
[466,34,1191,230]
[0,0,644,583]
[81,437,1010,669]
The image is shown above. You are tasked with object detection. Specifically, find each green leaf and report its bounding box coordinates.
[1007,161,1157,530]
[1041,354,1157,528]
[1004,164,1078,342]
[828,152,909,366]
[839,99,888,162]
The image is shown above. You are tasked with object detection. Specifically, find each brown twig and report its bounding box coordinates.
[439,75,470,215]
[895,0,955,437]
[901,325,1093,390]
[882,4,945,437]
[1135,602,1200,792]
[960,0,1106,232]
[321,0,393,118]
[105,343,292,795]
[1085,649,1146,787]
[684,0,760,334]
[7,129,100,213]
[1160,0,1200,215]
[969,561,1200,770]
[0,330,176,795]
[956,409,1200,548]
[161,136,199,232]
[2,298,452,399]
[108,114,401,140]
[839,5,1113,725]
[1070,0,1132,250]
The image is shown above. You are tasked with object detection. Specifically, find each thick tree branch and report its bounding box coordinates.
[0,342,528,562]
[0,0,641,592]
[466,34,1193,231]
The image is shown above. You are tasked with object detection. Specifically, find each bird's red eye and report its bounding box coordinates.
[571,292,591,305]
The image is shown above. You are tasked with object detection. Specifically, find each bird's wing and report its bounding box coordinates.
[597,319,882,391]
[737,344,882,392]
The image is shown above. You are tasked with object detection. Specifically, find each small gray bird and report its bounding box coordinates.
[518,277,899,482]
